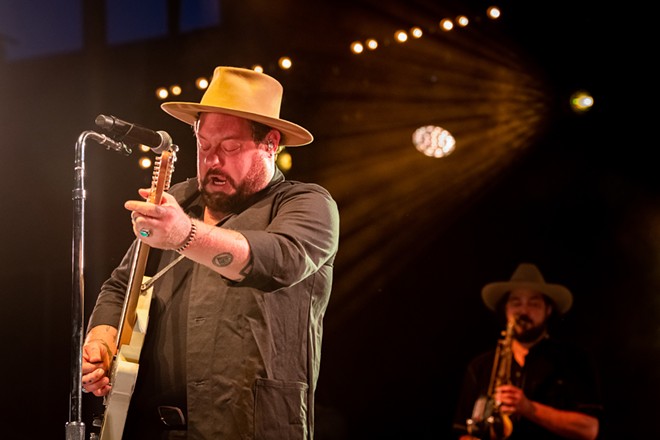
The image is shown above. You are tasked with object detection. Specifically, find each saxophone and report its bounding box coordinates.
[466,319,515,440]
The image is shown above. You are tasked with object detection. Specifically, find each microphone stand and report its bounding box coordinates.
[65,131,131,440]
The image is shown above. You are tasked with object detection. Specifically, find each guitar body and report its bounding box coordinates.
[99,276,154,440]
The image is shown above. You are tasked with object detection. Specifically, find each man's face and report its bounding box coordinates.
[505,288,553,343]
[195,113,273,214]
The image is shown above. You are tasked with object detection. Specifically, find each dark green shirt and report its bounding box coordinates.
[88,168,340,439]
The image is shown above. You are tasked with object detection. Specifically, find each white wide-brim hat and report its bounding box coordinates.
[161,66,313,147]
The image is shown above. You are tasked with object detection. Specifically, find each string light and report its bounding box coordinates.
[351,41,364,54]
[394,30,408,43]
[156,87,168,99]
[195,77,209,90]
[440,18,454,31]
[170,85,182,96]
[153,5,502,103]
[138,156,152,169]
[487,6,501,19]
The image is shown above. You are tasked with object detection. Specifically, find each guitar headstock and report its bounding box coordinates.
[148,146,178,205]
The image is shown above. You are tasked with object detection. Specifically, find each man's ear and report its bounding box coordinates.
[267,129,282,150]
[545,304,553,319]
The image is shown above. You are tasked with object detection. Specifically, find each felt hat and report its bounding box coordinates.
[161,66,313,147]
[481,263,573,314]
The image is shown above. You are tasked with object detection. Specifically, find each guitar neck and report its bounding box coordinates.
[114,147,175,349]
[116,241,151,348]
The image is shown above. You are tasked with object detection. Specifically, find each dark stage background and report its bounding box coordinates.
[0,1,656,438]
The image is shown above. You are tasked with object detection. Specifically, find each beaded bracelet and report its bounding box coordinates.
[176,218,197,253]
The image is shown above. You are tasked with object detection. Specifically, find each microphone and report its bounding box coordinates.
[95,114,173,154]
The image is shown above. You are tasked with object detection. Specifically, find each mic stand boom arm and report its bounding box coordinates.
[65,131,131,440]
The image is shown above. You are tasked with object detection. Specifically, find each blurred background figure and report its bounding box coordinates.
[453,263,603,440]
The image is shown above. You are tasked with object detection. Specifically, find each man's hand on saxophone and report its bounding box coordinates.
[494,384,533,417]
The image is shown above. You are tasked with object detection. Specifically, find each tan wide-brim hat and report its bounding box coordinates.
[161,66,313,147]
[481,263,573,314]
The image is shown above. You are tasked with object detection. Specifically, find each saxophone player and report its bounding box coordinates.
[453,263,603,440]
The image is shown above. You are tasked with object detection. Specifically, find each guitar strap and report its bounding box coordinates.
[142,253,186,292]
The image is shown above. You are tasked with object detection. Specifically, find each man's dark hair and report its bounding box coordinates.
[248,120,272,141]
[248,120,283,154]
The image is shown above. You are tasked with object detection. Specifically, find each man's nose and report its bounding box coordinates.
[517,303,530,314]
[203,149,225,166]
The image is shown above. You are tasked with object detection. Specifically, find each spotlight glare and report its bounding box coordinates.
[252,65,264,73]
[395,30,408,42]
[413,125,456,158]
[278,57,292,69]
[276,150,293,172]
[570,90,594,113]
[410,27,423,38]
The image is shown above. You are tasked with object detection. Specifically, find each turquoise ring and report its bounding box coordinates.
[139,229,151,238]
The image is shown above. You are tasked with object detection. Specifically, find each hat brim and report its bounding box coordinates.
[481,281,573,315]
[161,102,314,147]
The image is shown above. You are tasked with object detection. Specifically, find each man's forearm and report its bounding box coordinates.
[523,400,599,440]
[85,324,119,354]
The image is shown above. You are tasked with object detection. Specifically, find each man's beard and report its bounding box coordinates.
[514,315,548,343]
[201,183,248,214]
[199,162,267,214]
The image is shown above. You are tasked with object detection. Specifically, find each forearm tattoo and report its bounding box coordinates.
[212,252,234,267]
[238,258,253,279]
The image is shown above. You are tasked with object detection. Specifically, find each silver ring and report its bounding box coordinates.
[82,387,90,393]
[139,229,151,238]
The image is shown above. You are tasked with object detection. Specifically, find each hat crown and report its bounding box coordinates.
[200,67,283,119]
[160,65,313,147]
[510,263,546,284]
[482,262,573,314]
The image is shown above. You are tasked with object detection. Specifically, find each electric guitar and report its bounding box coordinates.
[98,147,177,440]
